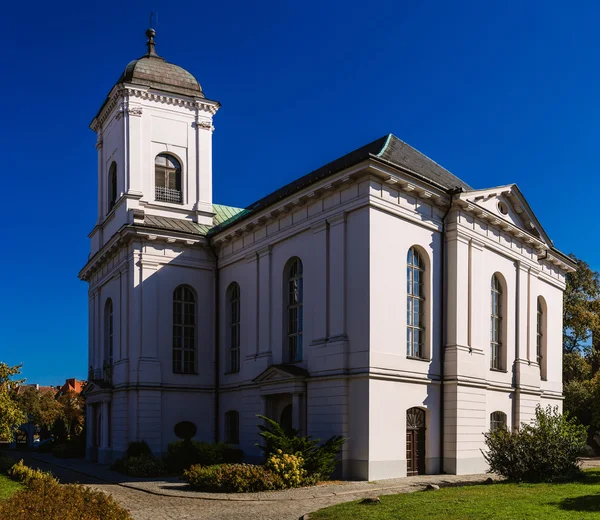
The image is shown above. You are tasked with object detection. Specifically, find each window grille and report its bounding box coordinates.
[286,259,303,363]
[228,283,241,373]
[490,275,503,370]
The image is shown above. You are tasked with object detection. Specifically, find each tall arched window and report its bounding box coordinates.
[224,410,239,444]
[490,274,503,370]
[173,285,196,374]
[490,411,507,431]
[155,153,182,203]
[104,299,113,366]
[108,162,117,212]
[407,247,425,359]
[227,283,241,373]
[537,297,547,380]
[285,258,303,363]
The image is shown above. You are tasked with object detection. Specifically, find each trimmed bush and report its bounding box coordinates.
[0,452,16,473]
[165,440,243,473]
[0,477,132,519]
[266,450,307,488]
[484,405,587,482]
[125,440,152,459]
[257,415,345,483]
[122,454,166,477]
[52,440,85,459]
[7,460,57,486]
[184,463,284,492]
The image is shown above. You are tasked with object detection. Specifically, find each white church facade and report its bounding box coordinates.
[80,29,575,480]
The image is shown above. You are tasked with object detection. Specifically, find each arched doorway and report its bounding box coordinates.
[406,407,426,476]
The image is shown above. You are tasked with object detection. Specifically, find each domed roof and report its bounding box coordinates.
[116,29,204,98]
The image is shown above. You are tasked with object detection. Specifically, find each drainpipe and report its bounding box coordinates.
[208,239,220,443]
[440,187,463,474]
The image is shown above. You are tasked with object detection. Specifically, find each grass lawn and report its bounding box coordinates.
[311,469,600,519]
[0,474,22,501]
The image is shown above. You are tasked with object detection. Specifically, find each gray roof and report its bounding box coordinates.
[117,55,204,98]
[209,134,472,235]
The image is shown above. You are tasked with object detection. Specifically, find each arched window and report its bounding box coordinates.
[224,410,239,444]
[407,247,425,359]
[490,274,503,370]
[173,285,196,374]
[285,258,303,363]
[108,162,117,212]
[104,299,113,366]
[537,297,547,380]
[155,153,182,203]
[490,411,507,431]
[227,283,241,373]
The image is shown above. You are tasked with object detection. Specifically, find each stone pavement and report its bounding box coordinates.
[16,453,600,520]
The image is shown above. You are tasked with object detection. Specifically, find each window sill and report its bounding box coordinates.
[223,371,240,376]
[407,356,430,362]
[173,372,199,376]
[489,368,508,373]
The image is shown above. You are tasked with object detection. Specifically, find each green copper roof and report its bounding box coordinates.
[133,204,247,237]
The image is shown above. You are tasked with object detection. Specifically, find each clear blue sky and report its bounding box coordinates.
[1,1,597,385]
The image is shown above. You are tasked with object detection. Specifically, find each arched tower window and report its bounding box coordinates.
[227,283,241,373]
[407,247,426,359]
[537,297,547,380]
[490,411,507,431]
[104,299,113,366]
[108,162,117,212]
[224,410,240,444]
[155,153,182,203]
[173,285,196,374]
[285,258,303,363]
[490,274,503,370]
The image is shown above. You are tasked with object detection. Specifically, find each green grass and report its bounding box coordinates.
[311,469,600,519]
[0,474,22,501]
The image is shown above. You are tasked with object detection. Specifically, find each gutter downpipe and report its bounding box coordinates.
[440,187,463,474]
[208,238,220,443]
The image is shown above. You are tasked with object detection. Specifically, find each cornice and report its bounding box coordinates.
[90,86,219,133]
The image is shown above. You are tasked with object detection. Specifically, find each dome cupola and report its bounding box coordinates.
[116,28,205,98]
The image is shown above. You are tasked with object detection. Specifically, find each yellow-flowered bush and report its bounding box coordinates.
[265,450,307,488]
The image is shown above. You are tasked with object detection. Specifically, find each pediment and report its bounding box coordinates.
[460,184,551,246]
[254,364,308,384]
[80,379,112,397]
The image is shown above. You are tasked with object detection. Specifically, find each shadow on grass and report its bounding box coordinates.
[557,494,600,512]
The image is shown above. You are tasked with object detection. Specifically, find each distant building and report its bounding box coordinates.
[57,378,85,396]
[80,28,575,479]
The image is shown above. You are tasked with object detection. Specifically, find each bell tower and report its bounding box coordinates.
[89,28,220,256]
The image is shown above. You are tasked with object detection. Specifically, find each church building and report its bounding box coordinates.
[80,29,575,480]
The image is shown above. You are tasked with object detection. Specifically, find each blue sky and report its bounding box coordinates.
[1,1,598,384]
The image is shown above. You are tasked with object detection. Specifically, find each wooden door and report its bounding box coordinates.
[406,408,426,476]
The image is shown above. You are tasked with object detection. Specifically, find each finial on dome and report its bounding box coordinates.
[145,27,158,57]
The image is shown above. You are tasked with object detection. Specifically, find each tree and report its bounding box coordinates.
[17,386,62,432]
[0,363,27,441]
[563,254,600,355]
[57,390,85,440]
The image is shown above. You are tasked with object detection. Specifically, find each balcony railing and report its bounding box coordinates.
[155,186,182,204]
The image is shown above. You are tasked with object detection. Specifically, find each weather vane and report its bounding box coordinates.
[149,11,158,29]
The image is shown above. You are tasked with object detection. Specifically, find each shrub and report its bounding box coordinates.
[484,405,587,482]
[184,463,284,492]
[7,460,57,486]
[0,477,132,519]
[0,452,16,473]
[109,458,126,473]
[125,440,152,459]
[165,440,244,473]
[122,454,166,478]
[52,440,85,459]
[257,415,345,483]
[266,450,307,488]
